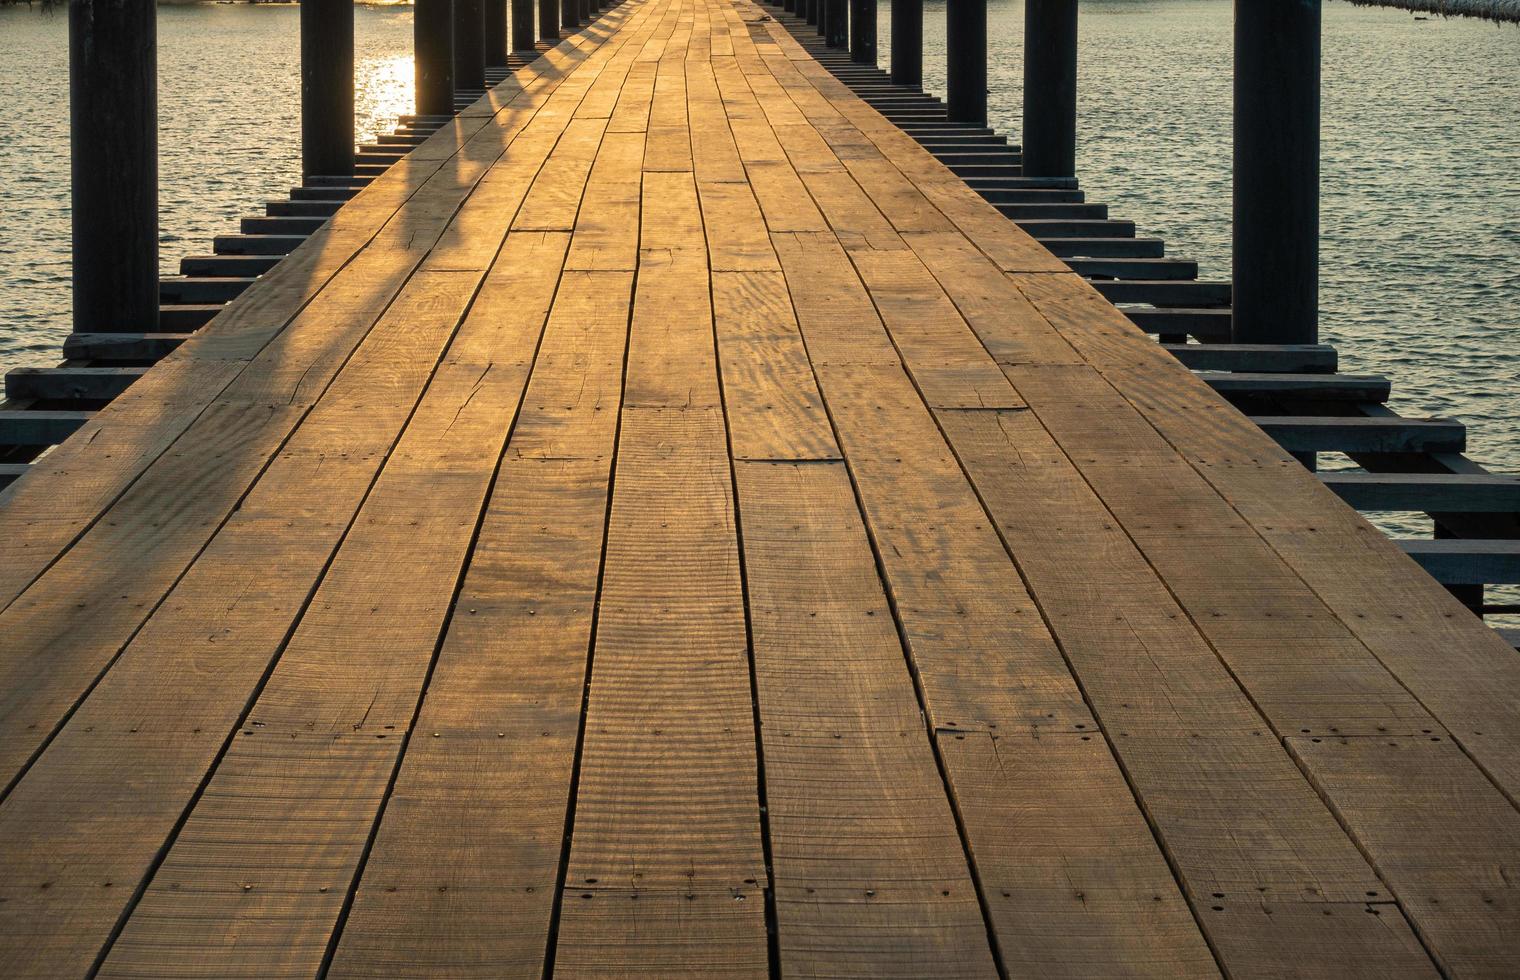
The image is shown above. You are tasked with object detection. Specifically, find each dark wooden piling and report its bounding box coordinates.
[485,0,509,67]
[563,0,581,32]
[70,0,158,333]
[540,0,560,42]
[456,0,488,90]
[890,0,922,85]
[580,0,592,22]
[301,0,354,179]
[1234,0,1320,345]
[1022,0,1077,178]
[416,0,456,115]
[783,0,795,14]
[825,0,848,46]
[805,0,818,29]
[946,0,987,125]
[850,0,876,62]
[514,0,538,51]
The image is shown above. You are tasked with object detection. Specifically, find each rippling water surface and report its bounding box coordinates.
[0,3,413,366]
[1,0,1517,479]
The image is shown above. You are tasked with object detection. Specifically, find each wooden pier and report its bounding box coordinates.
[1,0,1519,974]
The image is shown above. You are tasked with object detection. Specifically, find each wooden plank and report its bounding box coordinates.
[0,269,488,977]
[735,460,998,976]
[936,407,1438,975]
[995,280,1519,970]
[328,271,634,978]
[565,130,647,271]
[92,245,569,976]
[1321,471,1520,513]
[551,408,768,977]
[1290,735,1520,976]
[712,270,840,461]
[0,16,630,809]
[779,327,1210,971]
[1008,272,1520,800]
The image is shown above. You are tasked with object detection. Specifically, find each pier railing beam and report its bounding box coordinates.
[485,0,509,68]
[540,0,559,43]
[456,0,487,91]
[71,0,157,333]
[1233,0,1320,345]
[301,0,354,179]
[416,0,456,116]
[513,0,537,52]
[850,0,876,63]
[825,0,847,47]
[946,0,987,125]
[890,0,922,86]
[1022,0,1076,178]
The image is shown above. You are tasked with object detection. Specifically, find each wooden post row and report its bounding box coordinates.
[514,0,539,52]
[70,0,158,333]
[1234,0,1320,345]
[416,0,456,115]
[456,0,487,91]
[486,0,509,68]
[850,0,876,64]
[891,0,921,85]
[945,0,986,125]
[541,0,560,43]
[825,0,847,47]
[1022,0,1077,178]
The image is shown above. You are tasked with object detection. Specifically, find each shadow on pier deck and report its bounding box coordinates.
[1,0,1518,975]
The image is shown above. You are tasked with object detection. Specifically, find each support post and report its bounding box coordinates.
[805,0,818,28]
[890,0,921,86]
[301,0,354,179]
[579,0,591,24]
[1022,0,1076,178]
[415,0,455,116]
[945,0,986,126]
[485,0,509,68]
[513,0,537,52]
[1233,0,1320,345]
[783,0,795,13]
[455,0,487,91]
[540,0,559,42]
[850,0,876,63]
[562,0,580,32]
[825,0,847,47]
[70,0,157,333]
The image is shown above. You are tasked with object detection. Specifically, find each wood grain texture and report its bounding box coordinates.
[1,2,1507,976]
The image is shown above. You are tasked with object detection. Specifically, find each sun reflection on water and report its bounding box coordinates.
[355,53,416,145]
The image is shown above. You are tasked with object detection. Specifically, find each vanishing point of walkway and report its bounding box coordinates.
[1,0,1518,975]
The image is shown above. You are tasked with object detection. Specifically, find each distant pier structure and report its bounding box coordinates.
[1,0,1519,975]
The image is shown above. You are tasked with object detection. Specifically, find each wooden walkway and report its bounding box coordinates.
[1,0,1518,974]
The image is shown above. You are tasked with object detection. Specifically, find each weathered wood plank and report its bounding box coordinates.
[329,271,633,978]
[735,460,998,976]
